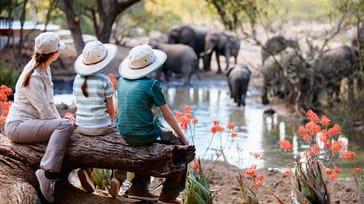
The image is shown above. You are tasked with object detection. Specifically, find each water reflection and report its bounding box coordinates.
[54,78,362,177]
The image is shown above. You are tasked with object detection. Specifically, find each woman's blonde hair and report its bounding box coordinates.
[22,52,56,87]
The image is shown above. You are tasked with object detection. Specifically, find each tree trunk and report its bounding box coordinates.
[0,132,195,203]
[58,0,85,55]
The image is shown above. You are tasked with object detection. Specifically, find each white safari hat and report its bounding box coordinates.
[34,32,65,54]
[119,44,167,80]
[74,40,117,76]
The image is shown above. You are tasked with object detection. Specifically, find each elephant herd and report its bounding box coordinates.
[149,24,364,110]
[149,24,249,107]
[261,32,362,111]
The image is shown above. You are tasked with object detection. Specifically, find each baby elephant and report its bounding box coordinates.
[226,64,251,107]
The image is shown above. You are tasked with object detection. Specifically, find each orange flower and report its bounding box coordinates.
[183,105,192,113]
[283,166,292,175]
[306,109,320,123]
[331,141,344,155]
[334,166,341,174]
[175,112,183,122]
[354,168,361,174]
[340,151,356,160]
[227,123,235,130]
[252,152,261,159]
[191,118,198,124]
[305,121,320,134]
[325,168,332,175]
[254,182,262,188]
[257,175,264,181]
[279,139,293,152]
[192,161,199,170]
[310,144,320,155]
[329,173,338,181]
[246,169,255,177]
[320,115,330,126]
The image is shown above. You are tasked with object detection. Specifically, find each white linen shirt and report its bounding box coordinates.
[6,58,56,122]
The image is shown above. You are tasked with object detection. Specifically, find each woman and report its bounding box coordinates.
[5,32,74,203]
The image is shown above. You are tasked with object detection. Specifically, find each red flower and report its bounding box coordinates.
[280,139,293,152]
[230,132,238,138]
[320,115,330,126]
[254,182,262,188]
[306,109,320,123]
[191,118,198,124]
[340,151,356,160]
[284,167,292,175]
[305,121,320,134]
[257,175,264,181]
[325,168,332,175]
[354,168,361,174]
[227,123,235,130]
[246,169,255,177]
[192,161,199,170]
[183,105,192,113]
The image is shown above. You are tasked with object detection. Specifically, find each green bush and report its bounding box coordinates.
[0,62,19,88]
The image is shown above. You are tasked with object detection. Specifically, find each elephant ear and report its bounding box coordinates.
[226,67,234,77]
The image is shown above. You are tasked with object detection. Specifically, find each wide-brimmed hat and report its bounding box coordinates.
[119,44,167,80]
[34,32,65,54]
[74,40,117,76]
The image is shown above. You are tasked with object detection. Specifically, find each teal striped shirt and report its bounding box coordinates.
[73,73,114,127]
[117,77,166,143]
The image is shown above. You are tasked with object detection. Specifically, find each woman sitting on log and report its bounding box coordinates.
[117,44,189,204]
[4,32,75,203]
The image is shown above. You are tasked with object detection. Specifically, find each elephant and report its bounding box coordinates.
[226,64,251,107]
[261,47,310,106]
[203,31,240,73]
[261,35,300,65]
[311,45,359,106]
[150,42,199,86]
[167,24,208,69]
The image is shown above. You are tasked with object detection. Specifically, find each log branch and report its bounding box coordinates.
[0,132,195,203]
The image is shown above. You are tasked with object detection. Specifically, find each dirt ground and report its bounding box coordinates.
[0,26,362,203]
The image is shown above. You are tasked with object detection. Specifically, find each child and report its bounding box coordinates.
[117,44,189,204]
[73,40,124,195]
[5,32,74,203]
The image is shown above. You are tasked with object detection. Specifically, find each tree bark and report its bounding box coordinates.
[58,0,85,55]
[0,132,195,203]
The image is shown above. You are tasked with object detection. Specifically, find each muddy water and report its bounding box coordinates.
[54,78,363,178]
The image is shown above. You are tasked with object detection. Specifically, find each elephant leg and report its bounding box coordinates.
[262,79,270,105]
[215,52,222,73]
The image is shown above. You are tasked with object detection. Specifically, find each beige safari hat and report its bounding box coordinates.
[119,44,167,80]
[34,32,65,54]
[74,40,117,76]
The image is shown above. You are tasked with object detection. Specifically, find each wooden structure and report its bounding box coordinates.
[0,132,195,203]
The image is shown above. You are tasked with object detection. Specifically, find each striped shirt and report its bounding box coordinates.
[116,77,166,143]
[73,73,114,128]
[6,58,56,122]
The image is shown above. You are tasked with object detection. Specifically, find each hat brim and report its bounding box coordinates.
[119,49,167,80]
[74,44,117,76]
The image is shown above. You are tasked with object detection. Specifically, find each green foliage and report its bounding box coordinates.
[90,168,112,190]
[292,157,329,203]
[0,63,19,88]
[182,160,212,204]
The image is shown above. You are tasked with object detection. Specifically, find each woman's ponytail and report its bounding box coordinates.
[22,52,55,87]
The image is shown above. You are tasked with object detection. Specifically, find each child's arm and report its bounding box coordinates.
[106,96,115,123]
[160,104,189,145]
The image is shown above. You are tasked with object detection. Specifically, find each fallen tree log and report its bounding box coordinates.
[0,131,195,203]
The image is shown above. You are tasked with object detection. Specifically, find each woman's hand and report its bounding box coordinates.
[63,112,76,125]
